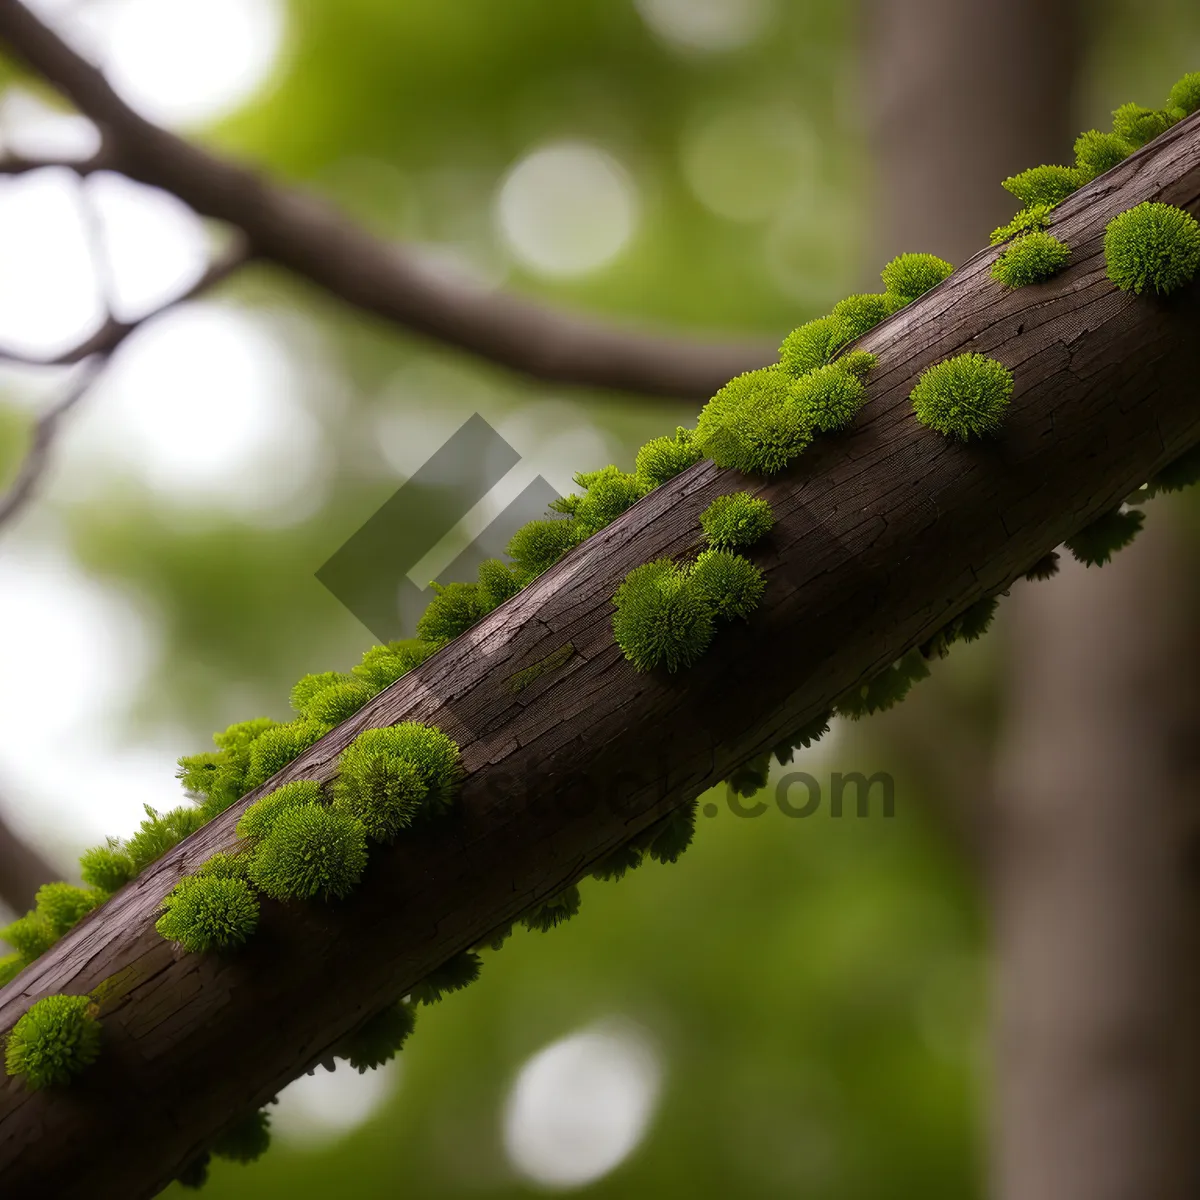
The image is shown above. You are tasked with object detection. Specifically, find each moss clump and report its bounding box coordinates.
[1024,551,1061,581]
[337,723,462,821]
[290,672,353,714]
[156,875,260,954]
[333,750,426,843]
[249,806,369,902]
[1168,71,1200,117]
[236,779,325,841]
[1104,201,1200,295]
[507,516,580,582]
[4,994,101,1089]
[879,252,953,304]
[1111,102,1171,147]
[410,951,482,1005]
[772,711,832,766]
[79,840,136,894]
[691,550,765,621]
[991,231,1071,288]
[245,720,326,790]
[212,1110,272,1164]
[643,801,698,864]
[835,649,931,719]
[0,912,55,960]
[778,317,846,376]
[1001,164,1081,209]
[304,681,377,727]
[127,805,206,874]
[476,558,523,610]
[700,493,774,550]
[909,353,1013,440]
[791,362,868,433]
[416,581,486,646]
[0,953,23,985]
[634,427,702,491]
[829,293,893,340]
[1065,507,1145,567]
[612,559,715,673]
[521,886,581,932]
[351,640,437,691]
[1140,444,1200,499]
[694,368,811,475]
[34,883,103,937]
[591,841,645,882]
[195,851,252,881]
[341,1001,416,1073]
[1073,129,1133,181]
[572,466,647,536]
[990,204,1053,246]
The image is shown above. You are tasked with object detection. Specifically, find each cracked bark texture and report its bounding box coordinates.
[1,99,1200,1198]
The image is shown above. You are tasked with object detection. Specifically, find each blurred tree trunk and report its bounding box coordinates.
[868,2,1200,1197]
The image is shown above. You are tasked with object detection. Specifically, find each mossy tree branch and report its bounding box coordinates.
[0,0,773,401]
[0,101,1199,1200]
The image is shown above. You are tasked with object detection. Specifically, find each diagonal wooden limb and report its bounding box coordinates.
[0,0,774,400]
[0,105,1198,1200]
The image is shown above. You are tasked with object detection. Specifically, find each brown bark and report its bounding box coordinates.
[990,517,1200,1200]
[0,0,773,400]
[0,111,1199,1196]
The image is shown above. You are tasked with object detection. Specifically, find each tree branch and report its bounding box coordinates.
[0,108,1197,1198]
[0,0,775,400]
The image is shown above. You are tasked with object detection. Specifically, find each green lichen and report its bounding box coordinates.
[691,550,765,621]
[4,994,101,1089]
[612,559,715,673]
[700,493,774,550]
[910,353,1013,441]
[509,642,575,692]
[249,806,369,902]
[237,779,324,840]
[878,252,953,304]
[1001,164,1081,209]
[156,875,259,954]
[1104,201,1200,295]
[791,362,868,433]
[341,1001,416,1073]
[634,427,703,491]
[1065,507,1145,567]
[991,232,1071,288]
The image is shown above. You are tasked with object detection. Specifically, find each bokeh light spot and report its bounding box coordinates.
[634,0,773,54]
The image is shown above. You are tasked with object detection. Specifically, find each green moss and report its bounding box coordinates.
[79,840,136,894]
[691,550,765,621]
[410,951,482,1005]
[1024,551,1060,581]
[176,1155,211,1189]
[694,368,811,475]
[521,885,581,932]
[990,204,1053,245]
[878,252,953,303]
[591,842,644,882]
[304,681,377,727]
[1074,129,1133,181]
[212,1109,272,1164]
[612,559,715,673]
[1,912,55,960]
[1142,444,1200,498]
[778,317,846,376]
[416,581,486,645]
[476,558,523,610]
[507,516,580,582]
[909,353,1013,440]
[195,851,252,881]
[1104,201,1200,295]
[156,875,260,954]
[643,800,697,864]
[1168,71,1200,116]
[236,779,325,841]
[791,362,867,433]
[290,672,353,714]
[34,883,103,937]
[333,752,426,843]
[249,806,369,902]
[728,754,771,797]
[337,723,462,821]
[245,720,326,790]
[1111,102,1171,147]
[836,350,878,382]
[573,466,647,535]
[4,994,101,1089]
[509,642,575,692]
[214,718,279,753]
[700,493,774,550]
[341,1001,416,1073]
[0,953,23,986]
[127,805,206,873]
[1001,164,1081,209]
[1065,507,1144,566]
[634,427,703,491]
[991,231,1071,288]
[772,711,832,765]
[351,640,437,690]
[835,649,931,718]
[829,293,893,340]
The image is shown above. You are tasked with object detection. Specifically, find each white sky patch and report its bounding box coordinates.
[0,87,101,161]
[67,301,327,520]
[495,142,638,279]
[634,0,773,54]
[271,1061,401,1149]
[0,544,179,853]
[503,1020,663,1190]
